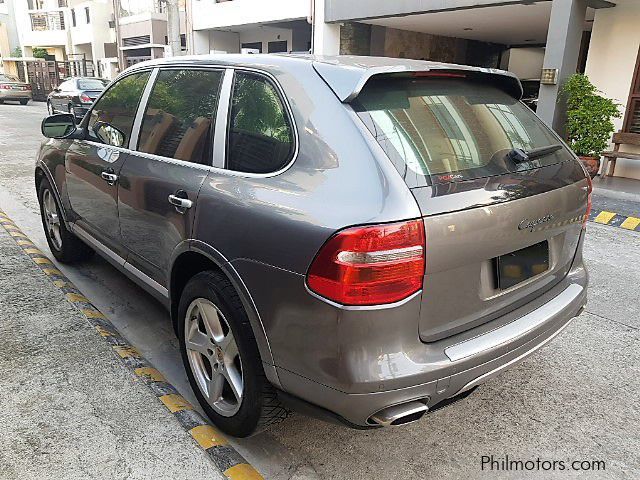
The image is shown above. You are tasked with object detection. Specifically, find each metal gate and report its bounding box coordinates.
[58,59,95,78]
[24,60,60,101]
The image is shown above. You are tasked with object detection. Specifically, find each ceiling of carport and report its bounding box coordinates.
[365,2,595,46]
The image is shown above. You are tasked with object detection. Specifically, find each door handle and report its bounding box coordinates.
[101,171,118,185]
[168,194,193,211]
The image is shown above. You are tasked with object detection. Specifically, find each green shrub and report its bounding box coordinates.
[562,74,621,157]
[32,47,48,59]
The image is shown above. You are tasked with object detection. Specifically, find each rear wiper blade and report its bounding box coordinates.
[507,144,563,164]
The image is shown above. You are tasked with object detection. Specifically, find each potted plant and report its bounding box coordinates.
[562,74,621,178]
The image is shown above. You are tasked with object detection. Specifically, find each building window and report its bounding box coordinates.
[27,0,45,10]
[241,42,262,53]
[71,9,76,27]
[85,6,90,23]
[623,47,640,134]
[58,0,67,7]
[30,12,65,31]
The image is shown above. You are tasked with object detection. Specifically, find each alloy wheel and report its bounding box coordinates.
[42,189,62,250]
[184,298,244,417]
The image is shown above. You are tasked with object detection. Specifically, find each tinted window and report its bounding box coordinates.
[78,78,109,90]
[227,73,293,174]
[137,69,223,164]
[354,78,571,187]
[87,71,149,148]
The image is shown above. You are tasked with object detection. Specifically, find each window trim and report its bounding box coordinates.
[623,45,640,134]
[99,63,299,177]
[221,68,298,177]
[81,68,154,152]
[130,65,226,167]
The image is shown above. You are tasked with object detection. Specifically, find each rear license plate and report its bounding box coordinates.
[496,241,549,290]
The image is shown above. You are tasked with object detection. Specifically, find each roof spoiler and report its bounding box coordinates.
[312,60,523,103]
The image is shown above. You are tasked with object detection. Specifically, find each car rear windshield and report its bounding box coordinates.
[0,74,19,82]
[352,77,572,187]
[78,78,109,90]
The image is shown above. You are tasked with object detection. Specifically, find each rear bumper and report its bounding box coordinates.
[276,259,587,427]
[0,90,32,100]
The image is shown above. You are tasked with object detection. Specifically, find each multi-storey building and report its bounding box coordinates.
[12,0,117,75]
[189,0,311,55]
[0,0,20,62]
[115,0,188,67]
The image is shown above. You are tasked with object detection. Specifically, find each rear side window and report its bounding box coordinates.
[87,71,150,148]
[227,72,294,174]
[137,69,223,164]
[353,77,571,187]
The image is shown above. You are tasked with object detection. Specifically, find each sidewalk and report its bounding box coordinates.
[0,225,224,479]
[592,175,640,219]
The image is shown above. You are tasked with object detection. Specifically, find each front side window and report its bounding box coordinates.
[227,72,294,174]
[87,71,150,147]
[137,69,223,164]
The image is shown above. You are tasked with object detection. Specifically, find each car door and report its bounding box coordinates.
[65,70,151,253]
[117,67,226,285]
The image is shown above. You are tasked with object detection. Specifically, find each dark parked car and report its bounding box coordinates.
[36,55,590,437]
[0,73,32,105]
[47,77,110,119]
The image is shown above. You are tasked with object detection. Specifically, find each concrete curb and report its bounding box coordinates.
[0,209,264,480]
[589,208,640,232]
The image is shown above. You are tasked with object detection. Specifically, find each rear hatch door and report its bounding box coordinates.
[351,73,589,341]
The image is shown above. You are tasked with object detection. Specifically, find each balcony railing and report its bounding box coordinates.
[30,12,66,31]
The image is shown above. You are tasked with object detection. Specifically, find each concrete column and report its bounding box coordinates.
[192,30,210,55]
[537,0,588,133]
[339,22,371,55]
[312,0,340,55]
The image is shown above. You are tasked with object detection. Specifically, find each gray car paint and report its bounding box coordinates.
[36,54,588,427]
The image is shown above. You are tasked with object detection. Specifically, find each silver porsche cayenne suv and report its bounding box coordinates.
[36,55,590,437]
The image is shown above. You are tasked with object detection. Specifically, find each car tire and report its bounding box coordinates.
[20,99,29,105]
[47,100,54,114]
[178,270,290,437]
[38,177,93,263]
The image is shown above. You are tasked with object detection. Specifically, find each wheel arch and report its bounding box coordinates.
[169,241,280,388]
[35,163,70,228]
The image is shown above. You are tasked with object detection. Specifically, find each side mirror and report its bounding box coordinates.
[93,121,125,147]
[41,113,77,139]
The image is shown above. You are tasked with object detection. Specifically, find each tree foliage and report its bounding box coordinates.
[562,74,621,157]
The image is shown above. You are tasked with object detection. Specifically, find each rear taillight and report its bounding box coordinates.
[79,93,92,103]
[25,85,32,90]
[0,85,10,90]
[582,175,593,228]
[307,219,426,306]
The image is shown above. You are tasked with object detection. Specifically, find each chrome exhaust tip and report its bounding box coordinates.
[368,401,429,427]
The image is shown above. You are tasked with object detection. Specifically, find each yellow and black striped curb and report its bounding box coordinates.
[589,208,640,232]
[0,209,264,480]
